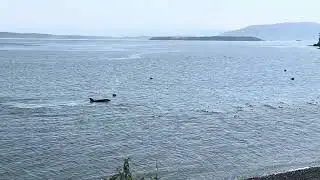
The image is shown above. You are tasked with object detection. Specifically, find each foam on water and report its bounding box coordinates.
[1,99,87,109]
[108,53,143,60]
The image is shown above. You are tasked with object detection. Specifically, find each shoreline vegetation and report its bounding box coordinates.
[104,158,159,180]
[149,36,263,41]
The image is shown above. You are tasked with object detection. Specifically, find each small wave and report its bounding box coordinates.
[32,113,80,118]
[286,166,311,172]
[3,102,55,109]
[58,100,86,107]
[263,104,277,110]
[231,114,240,119]
[307,101,318,106]
[233,106,244,112]
[108,53,142,60]
[2,100,85,109]
[0,42,36,47]
[198,109,223,115]
[245,103,254,108]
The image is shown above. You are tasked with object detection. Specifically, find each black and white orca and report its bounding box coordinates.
[89,98,111,103]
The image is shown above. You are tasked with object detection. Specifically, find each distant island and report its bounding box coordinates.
[221,22,320,41]
[149,36,263,41]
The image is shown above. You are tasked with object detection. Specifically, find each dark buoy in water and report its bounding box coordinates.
[112,93,117,97]
[291,77,295,80]
[149,77,153,80]
[284,69,287,72]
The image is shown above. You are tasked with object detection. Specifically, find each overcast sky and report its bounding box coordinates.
[1,0,320,36]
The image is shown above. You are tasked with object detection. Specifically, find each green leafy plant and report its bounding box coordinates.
[105,158,160,180]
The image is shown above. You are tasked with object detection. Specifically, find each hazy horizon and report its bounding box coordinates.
[1,0,320,36]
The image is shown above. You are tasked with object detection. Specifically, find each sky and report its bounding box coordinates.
[1,0,320,36]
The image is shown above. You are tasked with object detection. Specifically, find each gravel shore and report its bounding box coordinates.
[246,167,320,180]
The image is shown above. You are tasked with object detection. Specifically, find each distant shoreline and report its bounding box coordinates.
[0,32,111,39]
[245,167,320,180]
[149,36,263,41]
[0,32,150,40]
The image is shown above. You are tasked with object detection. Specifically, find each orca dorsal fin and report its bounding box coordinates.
[89,98,94,102]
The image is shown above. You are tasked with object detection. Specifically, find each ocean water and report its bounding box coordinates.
[1,38,320,180]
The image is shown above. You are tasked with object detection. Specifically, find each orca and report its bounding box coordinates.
[89,98,111,103]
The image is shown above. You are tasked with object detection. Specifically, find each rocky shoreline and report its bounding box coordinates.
[246,167,320,180]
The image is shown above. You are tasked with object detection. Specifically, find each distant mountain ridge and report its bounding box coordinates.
[221,22,320,40]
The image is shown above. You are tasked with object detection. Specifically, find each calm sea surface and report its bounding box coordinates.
[1,38,320,180]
